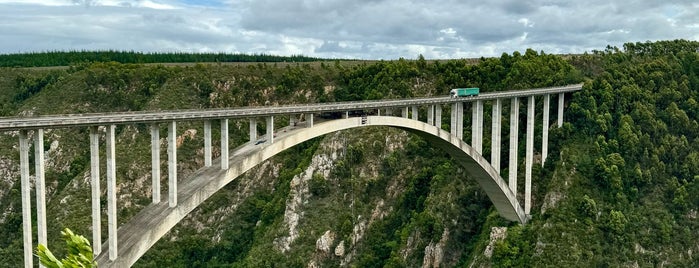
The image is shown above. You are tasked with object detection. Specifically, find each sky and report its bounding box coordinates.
[0,0,698,59]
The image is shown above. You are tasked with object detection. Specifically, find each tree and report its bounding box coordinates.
[36,228,96,268]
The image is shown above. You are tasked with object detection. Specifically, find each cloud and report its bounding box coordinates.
[0,0,697,59]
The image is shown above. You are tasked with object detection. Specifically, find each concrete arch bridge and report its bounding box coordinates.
[0,84,582,267]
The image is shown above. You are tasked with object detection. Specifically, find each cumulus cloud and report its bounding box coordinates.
[0,0,697,59]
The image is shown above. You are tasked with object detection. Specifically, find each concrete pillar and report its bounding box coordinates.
[168,121,177,207]
[377,109,381,116]
[204,121,212,167]
[525,96,535,215]
[267,116,274,144]
[385,109,393,116]
[542,94,550,166]
[472,100,483,153]
[34,129,47,257]
[411,106,418,121]
[221,119,229,170]
[450,103,457,136]
[427,105,434,125]
[19,130,33,268]
[89,127,101,255]
[435,105,442,129]
[491,99,502,174]
[453,102,463,139]
[249,118,257,141]
[402,107,409,118]
[508,97,519,195]
[290,115,297,125]
[459,102,465,140]
[342,111,349,119]
[106,125,117,261]
[557,92,565,127]
[150,124,160,204]
[308,114,314,128]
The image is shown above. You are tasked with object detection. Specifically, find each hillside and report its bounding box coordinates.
[0,40,698,267]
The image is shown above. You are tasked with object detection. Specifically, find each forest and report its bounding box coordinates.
[0,39,697,267]
[0,51,328,67]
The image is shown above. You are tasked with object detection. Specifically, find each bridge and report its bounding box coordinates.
[0,84,582,267]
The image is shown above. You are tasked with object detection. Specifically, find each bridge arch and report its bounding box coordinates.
[96,116,525,267]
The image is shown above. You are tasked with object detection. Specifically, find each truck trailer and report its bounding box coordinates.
[450,87,479,98]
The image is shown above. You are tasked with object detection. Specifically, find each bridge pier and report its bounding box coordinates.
[221,119,229,169]
[151,124,161,204]
[90,126,102,255]
[525,96,534,215]
[19,130,32,268]
[427,105,434,125]
[249,118,257,141]
[472,100,483,154]
[542,94,550,165]
[402,107,409,118]
[509,97,519,195]
[435,105,442,128]
[168,122,177,207]
[34,129,47,263]
[411,106,418,120]
[451,102,464,140]
[106,125,118,261]
[342,111,349,119]
[558,92,564,127]
[491,99,502,174]
[204,121,212,167]
[267,116,274,144]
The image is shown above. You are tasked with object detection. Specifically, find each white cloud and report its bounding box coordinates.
[0,0,697,59]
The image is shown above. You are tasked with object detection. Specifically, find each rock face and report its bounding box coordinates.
[276,150,337,252]
[335,240,345,257]
[483,227,508,258]
[316,230,335,255]
[422,228,450,268]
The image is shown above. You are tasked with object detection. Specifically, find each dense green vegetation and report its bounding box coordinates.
[0,51,330,67]
[0,39,697,267]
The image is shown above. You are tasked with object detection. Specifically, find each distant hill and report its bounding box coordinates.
[0,51,337,67]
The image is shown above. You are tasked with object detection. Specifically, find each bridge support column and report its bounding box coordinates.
[402,107,409,118]
[106,125,117,261]
[542,94,550,166]
[249,118,257,141]
[427,105,434,125]
[509,97,519,195]
[557,92,564,127]
[342,111,349,119]
[377,109,381,116]
[267,116,274,144]
[19,130,33,268]
[290,115,297,126]
[411,106,418,120]
[150,125,160,204]
[168,122,177,207]
[204,121,211,167]
[307,114,314,128]
[451,103,464,139]
[472,100,483,154]
[90,127,102,255]
[385,109,393,116]
[221,119,229,170]
[435,105,442,129]
[491,99,502,174]
[34,129,47,260]
[525,96,535,215]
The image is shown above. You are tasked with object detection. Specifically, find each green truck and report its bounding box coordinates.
[450,87,480,98]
